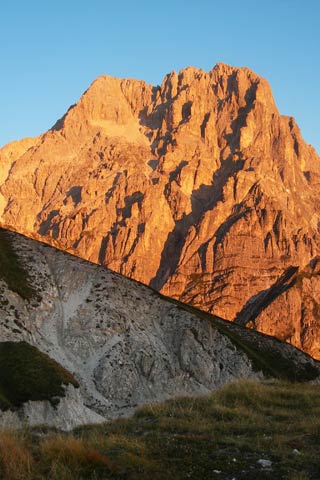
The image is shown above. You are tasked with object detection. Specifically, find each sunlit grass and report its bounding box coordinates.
[0,430,34,480]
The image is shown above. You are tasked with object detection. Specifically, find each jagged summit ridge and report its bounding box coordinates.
[0,63,320,358]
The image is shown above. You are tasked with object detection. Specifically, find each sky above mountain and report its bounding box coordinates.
[0,0,319,153]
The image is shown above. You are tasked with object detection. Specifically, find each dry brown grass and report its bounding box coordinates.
[0,430,34,480]
[40,434,119,477]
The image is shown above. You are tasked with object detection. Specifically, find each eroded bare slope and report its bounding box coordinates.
[0,229,259,418]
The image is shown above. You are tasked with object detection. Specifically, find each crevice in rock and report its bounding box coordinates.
[235,266,299,326]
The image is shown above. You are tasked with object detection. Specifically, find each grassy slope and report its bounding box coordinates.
[0,342,79,410]
[1,380,320,479]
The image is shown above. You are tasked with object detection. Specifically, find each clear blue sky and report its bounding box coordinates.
[0,0,319,153]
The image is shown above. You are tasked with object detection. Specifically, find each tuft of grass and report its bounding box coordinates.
[39,435,120,478]
[0,229,37,300]
[0,430,34,480]
[0,342,79,410]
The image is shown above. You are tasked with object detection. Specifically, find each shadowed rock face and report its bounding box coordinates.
[0,63,320,358]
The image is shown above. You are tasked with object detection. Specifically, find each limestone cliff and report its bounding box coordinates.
[0,63,319,358]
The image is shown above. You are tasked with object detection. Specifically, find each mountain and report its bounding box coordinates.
[0,63,319,358]
[1,228,319,429]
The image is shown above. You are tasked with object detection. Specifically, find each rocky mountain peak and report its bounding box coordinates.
[0,63,320,358]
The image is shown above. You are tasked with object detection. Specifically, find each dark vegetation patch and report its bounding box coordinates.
[0,229,37,300]
[0,342,79,410]
[1,380,320,479]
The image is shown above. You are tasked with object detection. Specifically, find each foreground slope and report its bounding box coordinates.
[1,380,320,480]
[0,63,320,358]
[1,229,319,423]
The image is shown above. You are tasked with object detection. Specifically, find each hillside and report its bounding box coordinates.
[0,229,319,425]
[1,380,320,479]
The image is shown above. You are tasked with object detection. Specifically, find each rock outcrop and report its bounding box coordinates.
[0,63,319,358]
[0,384,104,431]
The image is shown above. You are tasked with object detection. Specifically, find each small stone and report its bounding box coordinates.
[257,459,272,468]
[292,449,301,455]
[213,470,221,474]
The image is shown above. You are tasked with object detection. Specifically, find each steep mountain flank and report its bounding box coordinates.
[0,63,320,357]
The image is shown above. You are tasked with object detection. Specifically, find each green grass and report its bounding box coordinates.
[0,342,79,410]
[0,229,37,300]
[1,380,320,479]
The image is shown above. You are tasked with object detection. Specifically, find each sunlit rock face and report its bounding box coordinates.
[1,63,320,358]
